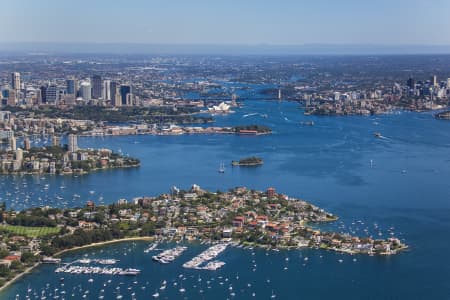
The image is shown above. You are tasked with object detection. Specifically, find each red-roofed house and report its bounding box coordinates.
[267,187,276,198]
[232,216,245,227]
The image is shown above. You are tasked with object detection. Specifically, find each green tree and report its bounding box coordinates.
[0,265,10,277]
[21,252,38,264]
[0,250,9,259]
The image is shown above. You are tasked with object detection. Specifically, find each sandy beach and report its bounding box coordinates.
[0,236,154,294]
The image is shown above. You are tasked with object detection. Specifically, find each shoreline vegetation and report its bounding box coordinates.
[0,186,408,292]
[78,124,272,137]
[5,105,214,126]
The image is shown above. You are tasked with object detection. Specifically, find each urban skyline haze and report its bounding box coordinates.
[2,0,450,48]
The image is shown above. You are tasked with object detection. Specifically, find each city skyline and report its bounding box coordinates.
[2,0,450,48]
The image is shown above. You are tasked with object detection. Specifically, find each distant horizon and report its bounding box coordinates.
[2,42,450,55]
[3,0,450,47]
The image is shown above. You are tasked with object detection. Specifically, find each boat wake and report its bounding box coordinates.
[242,113,259,118]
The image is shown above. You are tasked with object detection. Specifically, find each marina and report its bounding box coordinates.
[76,258,119,265]
[152,246,187,264]
[55,265,141,276]
[183,243,228,270]
[54,257,138,276]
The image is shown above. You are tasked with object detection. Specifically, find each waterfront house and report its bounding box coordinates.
[232,216,245,227]
[184,193,197,201]
[256,215,269,228]
[4,255,20,262]
[247,221,258,230]
[0,259,11,268]
[222,228,233,238]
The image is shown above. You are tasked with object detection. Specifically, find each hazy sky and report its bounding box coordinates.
[2,0,450,45]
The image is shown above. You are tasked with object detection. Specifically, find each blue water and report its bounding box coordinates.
[2,100,450,299]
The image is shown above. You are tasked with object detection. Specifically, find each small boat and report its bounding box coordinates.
[218,162,225,173]
[374,132,382,138]
[300,121,314,126]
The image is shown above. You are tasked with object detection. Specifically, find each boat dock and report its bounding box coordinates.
[152,246,187,264]
[183,243,227,270]
[55,266,140,276]
[144,243,159,253]
[76,258,119,265]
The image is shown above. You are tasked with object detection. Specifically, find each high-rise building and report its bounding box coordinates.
[23,138,31,151]
[15,148,23,162]
[120,85,131,106]
[103,80,111,101]
[68,134,78,153]
[114,89,121,107]
[45,84,58,104]
[66,78,78,95]
[35,88,42,105]
[126,93,134,106]
[40,85,47,103]
[11,72,20,94]
[1,89,9,101]
[0,111,11,122]
[431,75,437,87]
[91,75,102,99]
[407,77,415,90]
[52,135,60,147]
[10,136,16,151]
[7,89,16,106]
[79,82,92,101]
[110,81,119,106]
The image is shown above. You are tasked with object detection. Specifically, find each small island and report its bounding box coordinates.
[232,125,272,135]
[231,156,264,166]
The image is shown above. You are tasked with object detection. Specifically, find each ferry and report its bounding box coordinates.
[119,268,141,276]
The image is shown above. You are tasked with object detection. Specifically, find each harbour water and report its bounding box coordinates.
[2,100,450,299]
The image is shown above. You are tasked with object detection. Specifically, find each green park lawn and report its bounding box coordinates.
[0,225,60,238]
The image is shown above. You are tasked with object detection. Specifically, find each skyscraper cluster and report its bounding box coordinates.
[1,72,134,107]
[406,75,449,99]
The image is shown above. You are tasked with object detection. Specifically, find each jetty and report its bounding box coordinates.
[55,265,140,276]
[183,243,227,270]
[144,243,159,253]
[152,246,187,264]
